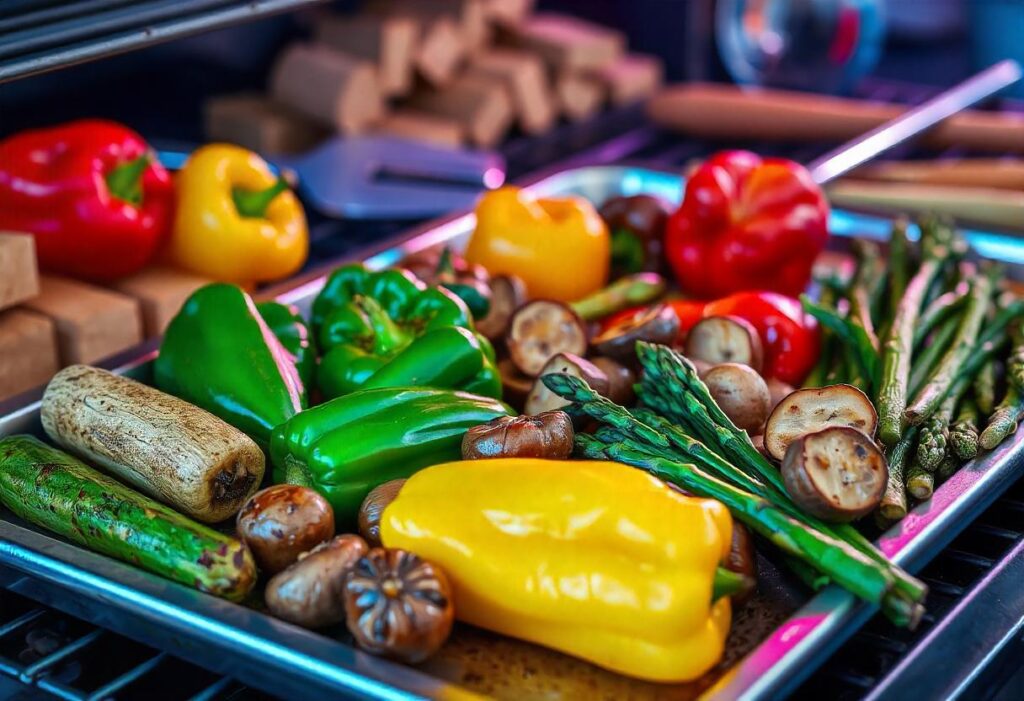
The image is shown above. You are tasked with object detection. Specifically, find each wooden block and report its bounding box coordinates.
[483,0,534,27]
[111,266,215,338]
[374,110,465,147]
[591,53,664,106]
[509,13,625,72]
[315,15,418,96]
[0,233,39,312]
[23,276,142,366]
[270,43,384,134]
[415,16,466,87]
[204,93,329,155]
[368,0,488,52]
[469,48,556,135]
[555,72,606,122]
[405,75,514,147]
[0,310,59,400]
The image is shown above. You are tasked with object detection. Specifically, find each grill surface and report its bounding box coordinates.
[1,78,1023,700]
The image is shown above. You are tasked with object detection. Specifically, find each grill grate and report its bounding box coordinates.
[1,79,1022,699]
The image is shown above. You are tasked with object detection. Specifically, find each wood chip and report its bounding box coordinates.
[591,53,664,106]
[204,93,329,155]
[22,276,142,366]
[469,48,556,134]
[555,72,606,122]
[315,14,418,96]
[507,13,625,72]
[0,234,39,312]
[374,110,464,147]
[483,0,535,27]
[0,310,59,401]
[110,266,215,338]
[405,75,514,147]
[270,43,384,134]
[415,16,466,86]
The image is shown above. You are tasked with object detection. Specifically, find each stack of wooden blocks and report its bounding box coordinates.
[205,0,663,152]
[0,235,213,403]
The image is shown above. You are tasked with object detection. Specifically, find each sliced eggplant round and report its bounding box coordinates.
[526,353,609,415]
[781,426,888,522]
[764,384,878,462]
[684,316,764,372]
[701,363,771,434]
[476,275,527,341]
[507,300,588,376]
[591,303,679,363]
[497,358,534,411]
[591,356,636,405]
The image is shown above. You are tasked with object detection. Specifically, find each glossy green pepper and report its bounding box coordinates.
[155,283,305,448]
[257,300,316,402]
[270,387,512,521]
[312,263,501,399]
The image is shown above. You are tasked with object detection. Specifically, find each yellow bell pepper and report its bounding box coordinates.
[465,186,609,302]
[169,144,308,285]
[381,458,733,682]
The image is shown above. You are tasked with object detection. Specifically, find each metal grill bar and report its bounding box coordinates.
[83,652,167,700]
[21,629,103,684]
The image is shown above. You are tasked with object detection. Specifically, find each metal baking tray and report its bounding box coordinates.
[2,165,1023,700]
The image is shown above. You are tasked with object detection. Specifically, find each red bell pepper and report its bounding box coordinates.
[0,120,174,280]
[703,291,820,385]
[665,150,829,299]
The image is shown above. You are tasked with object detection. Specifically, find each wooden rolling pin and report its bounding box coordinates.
[827,180,1024,231]
[853,159,1024,189]
[647,83,1024,153]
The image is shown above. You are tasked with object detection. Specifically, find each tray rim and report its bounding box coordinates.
[1,163,1023,701]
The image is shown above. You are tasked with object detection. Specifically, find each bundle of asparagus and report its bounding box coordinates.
[542,342,928,628]
[798,215,1024,519]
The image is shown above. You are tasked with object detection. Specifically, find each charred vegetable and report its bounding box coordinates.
[343,548,454,664]
[475,274,527,341]
[507,300,588,376]
[725,523,757,605]
[462,412,574,460]
[570,273,666,322]
[401,247,492,319]
[591,356,636,405]
[265,534,368,628]
[41,365,264,524]
[598,194,671,276]
[700,363,772,434]
[764,385,878,462]
[591,303,679,363]
[0,436,256,601]
[358,479,406,548]
[497,358,533,410]
[236,485,335,574]
[781,427,887,522]
[685,316,764,373]
[525,353,609,415]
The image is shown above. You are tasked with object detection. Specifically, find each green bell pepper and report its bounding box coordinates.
[156,283,305,448]
[270,387,512,520]
[257,300,316,402]
[311,263,501,399]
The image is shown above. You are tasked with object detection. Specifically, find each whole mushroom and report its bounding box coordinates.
[462,411,575,460]
[236,485,335,574]
[343,548,454,663]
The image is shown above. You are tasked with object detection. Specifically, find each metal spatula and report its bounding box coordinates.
[159,135,505,220]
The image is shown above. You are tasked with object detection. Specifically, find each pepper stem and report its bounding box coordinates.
[233,177,289,218]
[106,155,150,205]
[712,567,755,602]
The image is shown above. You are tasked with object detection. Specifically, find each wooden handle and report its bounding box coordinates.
[853,159,1024,189]
[827,180,1024,231]
[647,83,1024,153]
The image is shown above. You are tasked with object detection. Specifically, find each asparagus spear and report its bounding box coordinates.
[973,360,997,416]
[575,433,923,627]
[906,267,997,425]
[936,453,961,483]
[850,239,884,351]
[914,375,969,471]
[908,314,960,399]
[801,296,880,393]
[877,218,954,445]
[1008,319,1024,393]
[594,344,930,604]
[980,385,1024,450]
[880,428,918,520]
[887,218,911,322]
[906,459,935,501]
[950,397,981,461]
[914,286,968,349]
